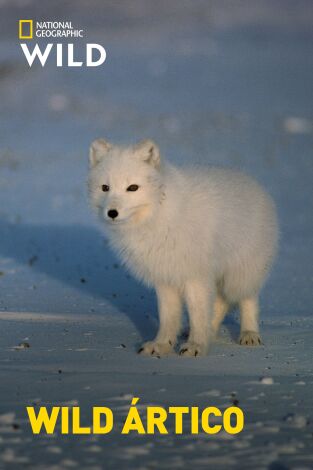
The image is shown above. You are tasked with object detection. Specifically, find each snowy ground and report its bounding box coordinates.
[0,1,313,468]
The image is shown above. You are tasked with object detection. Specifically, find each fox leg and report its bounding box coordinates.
[239,296,262,346]
[211,295,229,336]
[138,284,182,357]
[179,279,215,356]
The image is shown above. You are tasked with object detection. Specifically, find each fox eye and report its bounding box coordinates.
[102,184,109,192]
[127,184,139,192]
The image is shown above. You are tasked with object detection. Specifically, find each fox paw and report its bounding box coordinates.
[137,340,173,357]
[179,342,207,357]
[239,331,262,346]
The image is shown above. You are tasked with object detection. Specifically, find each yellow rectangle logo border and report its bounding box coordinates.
[19,20,33,39]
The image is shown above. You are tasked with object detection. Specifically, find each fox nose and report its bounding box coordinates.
[107,209,119,219]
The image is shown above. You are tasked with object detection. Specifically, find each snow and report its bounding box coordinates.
[258,377,274,385]
[283,117,313,135]
[0,0,313,468]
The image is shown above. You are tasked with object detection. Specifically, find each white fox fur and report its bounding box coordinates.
[88,138,278,356]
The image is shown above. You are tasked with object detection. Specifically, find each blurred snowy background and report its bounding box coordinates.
[0,1,313,468]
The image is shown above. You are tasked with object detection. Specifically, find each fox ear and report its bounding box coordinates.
[89,139,112,167]
[134,139,160,168]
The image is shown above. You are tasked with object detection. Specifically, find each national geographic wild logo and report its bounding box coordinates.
[18,20,107,67]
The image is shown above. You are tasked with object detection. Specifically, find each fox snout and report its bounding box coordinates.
[107,209,119,219]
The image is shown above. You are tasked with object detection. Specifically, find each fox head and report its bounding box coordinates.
[88,139,164,228]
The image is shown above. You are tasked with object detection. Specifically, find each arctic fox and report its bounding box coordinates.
[88,139,278,357]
